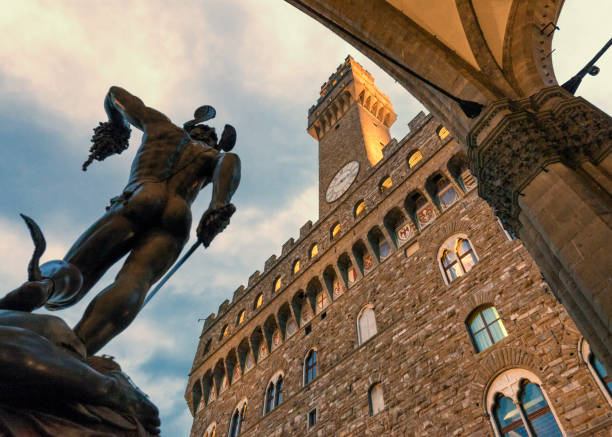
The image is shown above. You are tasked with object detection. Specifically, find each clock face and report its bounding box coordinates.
[326,160,360,203]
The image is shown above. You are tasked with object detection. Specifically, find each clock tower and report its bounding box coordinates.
[307,56,397,218]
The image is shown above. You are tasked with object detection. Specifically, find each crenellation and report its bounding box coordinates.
[202,313,215,331]
[264,255,277,272]
[247,271,260,287]
[299,220,312,238]
[217,299,230,316]
[281,238,295,256]
[232,285,245,303]
[407,110,428,133]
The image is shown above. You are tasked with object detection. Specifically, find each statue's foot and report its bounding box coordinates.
[107,370,160,435]
[197,203,236,247]
[0,280,53,312]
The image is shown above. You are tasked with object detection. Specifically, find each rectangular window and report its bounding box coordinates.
[308,408,317,428]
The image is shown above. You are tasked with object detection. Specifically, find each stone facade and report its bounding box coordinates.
[186,60,612,436]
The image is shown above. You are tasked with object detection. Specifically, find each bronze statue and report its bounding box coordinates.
[0,87,241,435]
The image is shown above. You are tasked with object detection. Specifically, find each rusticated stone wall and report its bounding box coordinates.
[186,109,612,436]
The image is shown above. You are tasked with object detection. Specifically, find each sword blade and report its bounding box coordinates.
[141,241,201,308]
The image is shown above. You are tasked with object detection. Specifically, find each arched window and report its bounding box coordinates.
[236,310,245,326]
[438,236,478,284]
[368,383,385,416]
[254,293,263,310]
[219,325,229,340]
[229,402,247,437]
[487,370,563,437]
[467,306,507,352]
[265,382,275,414]
[273,276,282,293]
[275,376,283,407]
[354,200,366,218]
[304,350,318,385]
[519,381,563,436]
[379,176,392,194]
[407,150,423,168]
[309,244,319,259]
[437,125,450,140]
[264,373,284,415]
[330,222,341,240]
[580,340,612,405]
[357,306,377,345]
[293,259,300,275]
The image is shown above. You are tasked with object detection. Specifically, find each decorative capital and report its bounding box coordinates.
[467,87,612,235]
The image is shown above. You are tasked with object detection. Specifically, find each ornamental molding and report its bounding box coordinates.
[467,86,612,234]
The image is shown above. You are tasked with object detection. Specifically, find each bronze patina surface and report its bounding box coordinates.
[0,87,241,436]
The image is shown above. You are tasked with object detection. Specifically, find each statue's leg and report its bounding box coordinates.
[0,325,159,433]
[209,152,241,210]
[43,210,137,309]
[74,230,183,355]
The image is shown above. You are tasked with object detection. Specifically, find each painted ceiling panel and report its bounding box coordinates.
[385,0,480,69]
[472,0,513,66]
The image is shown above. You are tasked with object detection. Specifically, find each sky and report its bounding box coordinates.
[0,1,610,435]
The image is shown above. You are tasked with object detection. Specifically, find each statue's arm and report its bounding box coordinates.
[105,86,171,132]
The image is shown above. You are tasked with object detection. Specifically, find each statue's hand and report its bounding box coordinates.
[197,204,236,247]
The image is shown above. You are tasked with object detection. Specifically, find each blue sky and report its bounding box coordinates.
[0,1,610,435]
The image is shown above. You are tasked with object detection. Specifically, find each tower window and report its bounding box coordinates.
[220,325,229,340]
[293,259,300,275]
[308,408,317,428]
[229,402,247,437]
[330,222,341,240]
[407,150,423,168]
[273,276,282,293]
[254,293,263,310]
[264,374,284,414]
[357,305,377,345]
[368,383,385,416]
[488,370,563,437]
[581,340,612,404]
[236,310,245,326]
[438,236,478,284]
[379,176,392,193]
[304,349,318,384]
[309,244,319,259]
[437,125,450,140]
[467,306,508,352]
[354,200,366,218]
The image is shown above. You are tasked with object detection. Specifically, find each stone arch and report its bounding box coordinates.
[226,348,240,384]
[352,239,371,274]
[383,207,409,248]
[456,284,500,324]
[237,337,252,373]
[365,95,372,110]
[212,358,226,395]
[191,378,202,413]
[367,225,391,261]
[291,289,306,326]
[250,326,266,362]
[263,314,280,349]
[277,302,294,338]
[202,369,214,404]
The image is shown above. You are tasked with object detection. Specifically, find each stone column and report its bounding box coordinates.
[468,86,612,371]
